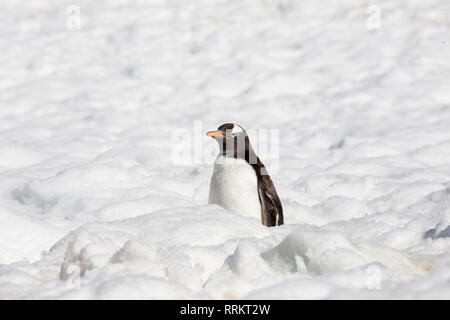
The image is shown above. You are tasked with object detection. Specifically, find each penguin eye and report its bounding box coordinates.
[224,130,235,137]
[230,124,245,136]
[231,129,243,136]
[220,123,245,137]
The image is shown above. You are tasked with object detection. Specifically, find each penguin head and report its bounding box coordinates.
[206,123,256,161]
[206,123,246,139]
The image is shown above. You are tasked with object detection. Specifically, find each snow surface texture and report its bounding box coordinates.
[1,0,450,299]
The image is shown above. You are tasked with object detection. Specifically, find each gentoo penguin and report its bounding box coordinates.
[206,123,283,227]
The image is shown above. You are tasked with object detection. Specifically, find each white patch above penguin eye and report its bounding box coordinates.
[230,124,245,136]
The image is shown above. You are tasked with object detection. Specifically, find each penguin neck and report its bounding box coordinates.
[218,136,256,162]
[217,137,267,177]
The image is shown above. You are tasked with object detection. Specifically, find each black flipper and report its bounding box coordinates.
[255,164,284,227]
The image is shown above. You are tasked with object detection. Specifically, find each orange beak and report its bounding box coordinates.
[206,130,225,138]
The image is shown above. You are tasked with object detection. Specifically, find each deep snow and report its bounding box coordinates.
[0,0,450,299]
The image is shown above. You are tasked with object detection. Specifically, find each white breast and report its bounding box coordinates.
[208,155,261,219]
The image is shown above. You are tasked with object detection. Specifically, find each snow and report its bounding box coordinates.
[1,0,450,299]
